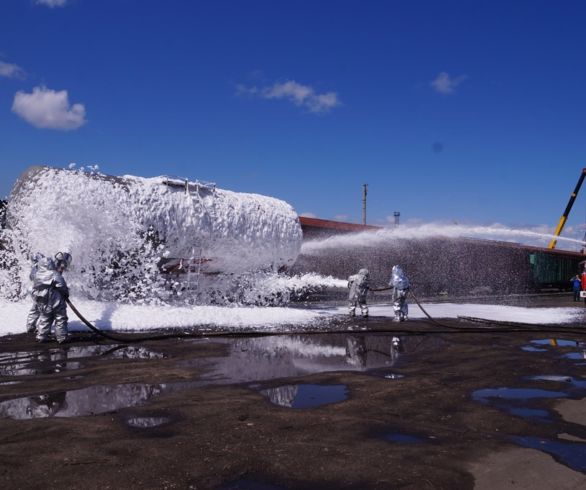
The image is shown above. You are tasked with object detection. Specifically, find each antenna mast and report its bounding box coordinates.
[362,184,368,225]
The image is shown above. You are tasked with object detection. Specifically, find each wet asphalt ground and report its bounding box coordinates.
[1,295,586,489]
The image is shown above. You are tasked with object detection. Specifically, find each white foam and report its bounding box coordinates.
[0,298,583,338]
[331,303,585,325]
[4,166,303,303]
[0,297,329,336]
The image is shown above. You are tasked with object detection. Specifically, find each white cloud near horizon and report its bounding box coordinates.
[299,212,317,218]
[0,60,25,79]
[36,0,67,7]
[12,86,87,130]
[430,72,467,94]
[237,80,341,113]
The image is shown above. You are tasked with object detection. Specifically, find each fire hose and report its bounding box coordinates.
[63,291,586,345]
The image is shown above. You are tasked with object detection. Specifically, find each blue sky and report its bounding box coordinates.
[2,0,586,235]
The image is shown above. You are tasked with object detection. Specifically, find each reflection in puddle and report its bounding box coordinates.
[564,352,586,361]
[0,333,440,420]
[473,388,568,402]
[126,416,172,428]
[529,375,573,383]
[511,436,586,473]
[260,384,348,409]
[473,387,567,422]
[507,407,550,420]
[527,375,586,389]
[521,346,547,352]
[0,345,165,377]
[383,373,405,380]
[531,339,578,347]
[0,348,82,376]
[0,383,164,419]
[384,432,426,444]
[199,334,444,385]
[527,339,586,361]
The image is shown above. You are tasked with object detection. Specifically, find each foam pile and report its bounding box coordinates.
[2,166,304,303]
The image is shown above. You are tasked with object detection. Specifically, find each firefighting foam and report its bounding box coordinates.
[0,166,343,304]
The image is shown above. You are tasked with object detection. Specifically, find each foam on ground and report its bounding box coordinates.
[0,298,583,337]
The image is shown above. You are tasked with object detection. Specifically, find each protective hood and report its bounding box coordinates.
[390,265,410,289]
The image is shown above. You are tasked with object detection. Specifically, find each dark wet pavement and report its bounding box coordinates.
[1,313,586,488]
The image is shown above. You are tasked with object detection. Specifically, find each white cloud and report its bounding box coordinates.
[299,212,317,218]
[12,86,87,131]
[36,0,67,7]
[0,60,25,79]
[430,72,467,95]
[238,79,341,113]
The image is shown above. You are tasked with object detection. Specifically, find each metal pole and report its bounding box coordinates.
[362,184,368,225]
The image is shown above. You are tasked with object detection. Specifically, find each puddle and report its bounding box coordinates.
[196,334,445,385]
[527,375,586,388]
[0,333,436,419]
[126,416,173,429]
[0,345,165,377]
[528,375,573,383]
[521,346,548,352]
[383,373,405,380]
[564,352,586,361]
[220,479,286,490]
[99,345,167,360]
[473,387,568,422]
[384,432,427,444]
[259,383,348,409]
[0,349,83,376]
[511,436,586,473]
[0,383,165,419]
[531,339,579,348]
[507,407,550,419]
[473,388,568,402]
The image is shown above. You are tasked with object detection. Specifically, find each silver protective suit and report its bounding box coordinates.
[389,265,409,321]
[26,257,69,343]
[348,268,369,317]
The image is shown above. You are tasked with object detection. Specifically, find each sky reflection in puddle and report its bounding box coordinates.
[511,436,586,473]
[384,432,427,444]
[473,388,568,402]
[260,383,348,409]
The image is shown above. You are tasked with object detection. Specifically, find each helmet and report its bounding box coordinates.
[54,252,72,270]
[359,268,369,276]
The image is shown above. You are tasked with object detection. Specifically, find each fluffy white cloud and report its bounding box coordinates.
[238,80,341,113]
[0,60,25,79]
[36,0,67,7]
[12,86,87,130]
[430,72,467,95]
